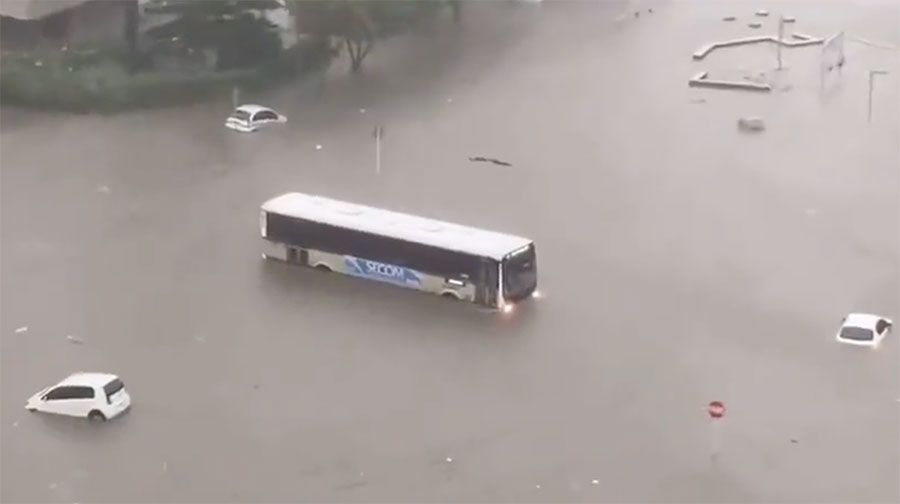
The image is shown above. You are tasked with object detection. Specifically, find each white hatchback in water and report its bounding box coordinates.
[836,313,893,348]
[26,373,131,421]
[225,104,287,132]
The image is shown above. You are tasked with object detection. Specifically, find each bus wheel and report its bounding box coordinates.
[314,264,332,273]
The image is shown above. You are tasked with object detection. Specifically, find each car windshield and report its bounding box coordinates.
[840,327,873,341]
[503,244,537,301]
[104,378,124,402]
[231,110,251,121]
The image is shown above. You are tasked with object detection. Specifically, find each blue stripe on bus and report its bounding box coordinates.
[344,256,422,288]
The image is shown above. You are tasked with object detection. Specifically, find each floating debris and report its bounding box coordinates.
[35,60,43,67]
[469,156,512,167]
[689,71,772,92]
[591,479,600,486]
[446,98,453,103]
[790,439,799,444]
[163,461,168,472]
[14,326,28,334]
[723,16,736,21]
[194,336,206,343]
[13,421,19,428]
[748,22,762,29]
[96,185,111,194]
[315,144,323,150]
[689,98,707,104]
[535,484,541,489]
[783,16,796,23]
[335,481,368,491]
[737,117,766,132]
[755,10,769,17]
[252,384,260,390]
[445,457,453,463]
[65,334,84,345]
[359,108,366,113]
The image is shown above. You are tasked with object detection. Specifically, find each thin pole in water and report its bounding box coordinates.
[776,16,784,70]
[707,401,726,462]
[868,70,889,123]
[710,418,723,461]
[373,126,383,175]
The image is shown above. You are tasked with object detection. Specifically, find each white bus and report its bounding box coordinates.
[260,192,537,312]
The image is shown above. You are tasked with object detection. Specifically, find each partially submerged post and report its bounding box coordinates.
[868,70,889,123]
[776,16,784,70]
[373,125,384,174]
[708,401,726,461]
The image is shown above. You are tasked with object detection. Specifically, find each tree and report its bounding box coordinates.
[124,0,140,72]
[287,0,449,73]
[144,0,284,70]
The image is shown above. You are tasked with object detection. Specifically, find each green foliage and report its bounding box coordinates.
[0,42,329,113]
[286,0,450,71]
[144,0,284,70]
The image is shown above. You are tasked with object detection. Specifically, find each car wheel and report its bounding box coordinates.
[26,407,36,412]
[314,264,332,273]
[88,410,107,422]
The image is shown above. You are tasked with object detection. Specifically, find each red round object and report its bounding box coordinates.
[708,401,726,419]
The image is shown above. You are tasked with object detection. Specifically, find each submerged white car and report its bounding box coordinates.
[26,373,131,421]
[225,104,287,132]
[836,313,893,348]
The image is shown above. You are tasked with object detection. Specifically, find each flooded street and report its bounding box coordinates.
[2,1,898,502]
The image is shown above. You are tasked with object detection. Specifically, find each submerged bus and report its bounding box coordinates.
[260,192,537,312]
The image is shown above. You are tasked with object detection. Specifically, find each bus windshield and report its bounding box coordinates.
[503,244,537,301]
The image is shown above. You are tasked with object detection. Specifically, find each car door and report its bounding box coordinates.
[41,386,75,415]
[68,386,96,416]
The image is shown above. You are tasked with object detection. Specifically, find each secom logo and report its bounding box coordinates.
[345,256,421,286]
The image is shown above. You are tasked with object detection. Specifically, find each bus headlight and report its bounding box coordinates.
[532,290,542,299]
[501,303,514,314]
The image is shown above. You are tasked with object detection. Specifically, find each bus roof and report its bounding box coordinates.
[261,193,532,261]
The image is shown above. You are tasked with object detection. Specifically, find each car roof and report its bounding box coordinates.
[234,104,273,115]
[843,313,882,330]
[261,192,533,261]
[57,372,119,388]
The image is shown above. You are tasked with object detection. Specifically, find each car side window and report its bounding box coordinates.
[71,386,95,399]
[45,386,74,400]
[255,110,277,121]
